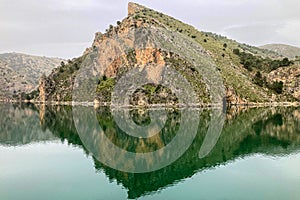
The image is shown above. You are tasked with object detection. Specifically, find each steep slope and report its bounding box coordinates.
[0,52,64,99]
[260,44,300,59]
[38,2,298,105]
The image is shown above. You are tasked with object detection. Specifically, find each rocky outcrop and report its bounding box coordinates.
[128,2,145,15]
[226,86,248,105]
[39,74,47,102]
[267,64,300,100]
[38,57,82,102]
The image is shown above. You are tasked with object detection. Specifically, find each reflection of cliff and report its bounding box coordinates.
[39,105,82,146]
[92,107,300,199]
[0,103,56,145]
[96,107,181,153]
[1,104,300,199]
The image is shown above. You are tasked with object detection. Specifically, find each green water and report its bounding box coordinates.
[0,103,300,200]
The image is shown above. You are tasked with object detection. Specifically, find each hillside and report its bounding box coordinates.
[38,2,299,105]
[0,52,63,99]
[260,44,300,59]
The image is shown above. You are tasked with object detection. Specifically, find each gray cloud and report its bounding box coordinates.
[222,22,285,45]
[0,0,299,58]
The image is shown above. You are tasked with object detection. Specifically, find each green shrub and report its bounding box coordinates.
[235,51,293,72]
[268,81,284,94]
[233,49,240,55]
[253,71,265,87]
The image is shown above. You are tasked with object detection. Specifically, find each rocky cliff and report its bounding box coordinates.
[267,64,300,99]
[38,2,299,106]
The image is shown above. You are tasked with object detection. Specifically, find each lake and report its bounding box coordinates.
[1,103,300,200]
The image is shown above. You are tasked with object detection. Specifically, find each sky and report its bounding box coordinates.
[0,0,300,59]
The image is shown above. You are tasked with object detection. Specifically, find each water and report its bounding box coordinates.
[0,103,300,200]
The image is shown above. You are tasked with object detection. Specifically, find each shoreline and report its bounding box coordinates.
[1,99,299,108]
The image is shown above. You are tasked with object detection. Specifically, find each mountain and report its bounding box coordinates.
[38,2,299,105]
[260,44,300,59]
[0,52,64,99]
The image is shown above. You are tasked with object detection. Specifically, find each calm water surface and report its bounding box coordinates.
[0,103,300,200]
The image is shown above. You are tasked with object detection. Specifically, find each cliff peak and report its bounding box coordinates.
[128,2,145,15]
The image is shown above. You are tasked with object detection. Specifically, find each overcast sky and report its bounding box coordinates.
[1,0,300,59]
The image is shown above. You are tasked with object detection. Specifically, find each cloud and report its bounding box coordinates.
[277,20,300,47]
[0,0,127,58]
[222,22,285,45]
[0,0,299,58]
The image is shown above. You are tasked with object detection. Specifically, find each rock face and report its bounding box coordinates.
[39,74,47,102]
[0,53,63,99]
[38,2,300,105]
[268,65,300,99]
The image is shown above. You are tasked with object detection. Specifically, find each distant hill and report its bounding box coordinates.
[260,44,300,59]
[0,53,64,99]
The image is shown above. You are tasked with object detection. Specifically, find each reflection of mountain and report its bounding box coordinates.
[0,103,57,145]
[93,107,300,199]
[0,104,300,199]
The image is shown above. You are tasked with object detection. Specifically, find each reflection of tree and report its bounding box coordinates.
[1,104,300,199]
[39,105,89,155]
[129,109,151,126]
[96,107,180,152]
[252,114,283,135]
